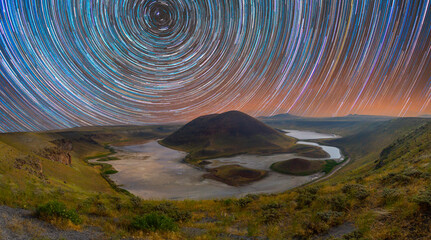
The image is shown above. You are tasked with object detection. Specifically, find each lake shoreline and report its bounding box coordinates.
[97,129,344,200]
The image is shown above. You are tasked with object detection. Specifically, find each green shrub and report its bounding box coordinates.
[152,202,191,222]
[303,186,320,195]
[328,195,348,211]
[245,194,260,200]
[380,169,428,186]
[36,201,82,225]
[322,160,339,173]
[296,191,317,209]
[316,211,344,223]
[260,201,286,224]
[235,197,253,208]
[342,184,369,201]
[403,169,425,178]
[342,230,364,239]
[261,208,282,224]
[129,196,142,208]
[222,198,234,206]
[103,169,118,175]
[261,202,284,211]
[381,188,400,205]
[413,189,431,213]
[381,172,411,185]
[131,213,178,232]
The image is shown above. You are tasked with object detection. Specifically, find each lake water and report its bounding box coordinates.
[103,129,343,200]
[282,130,340,140]
[283,129,343,161]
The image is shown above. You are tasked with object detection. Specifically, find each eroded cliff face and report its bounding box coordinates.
[14,156,44,179]
[12,139,74,178]
[38,139,73,166]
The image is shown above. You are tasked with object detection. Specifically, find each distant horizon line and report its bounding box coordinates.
[1,112,430,134]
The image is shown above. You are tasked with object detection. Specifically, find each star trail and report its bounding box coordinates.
[0,0,430,132]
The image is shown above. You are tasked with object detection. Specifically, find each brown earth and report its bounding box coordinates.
[203,164,268,186]
[271,158,325,176]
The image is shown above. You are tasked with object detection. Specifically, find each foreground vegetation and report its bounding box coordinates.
[0,117,430,239]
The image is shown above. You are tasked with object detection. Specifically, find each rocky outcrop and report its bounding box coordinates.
[38,139,73,166]
[51,139,73,152]
[14,156,44,178]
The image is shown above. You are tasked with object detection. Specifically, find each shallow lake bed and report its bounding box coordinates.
[101,129,343,200]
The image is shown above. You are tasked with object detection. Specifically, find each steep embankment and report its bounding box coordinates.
[0,125,176,208]
[161,111,328,162]
[331,117,426,153]
[284,120,431,239]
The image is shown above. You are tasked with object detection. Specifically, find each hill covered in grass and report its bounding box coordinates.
[0,125,177,208]
[271,158,338,176]
[1,117,431,239]
[161,111,328,162]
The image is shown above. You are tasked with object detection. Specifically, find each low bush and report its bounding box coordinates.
[342,184,369,201]
[295,190,317,209]
[316,211,344,223]
[380,169,428,186]
[322,160,339,174]
[129,196,142,209]
[261,202,284,211]
[151,202,191,222]
[381,172,412,185]
[222,198,234,206]
[261,208,282,224]
[131,213,178,232]
[342,230,364,239]
[235,197,253,208]
[381,188,400,205]
[328,195,348,211]
[36,201,82,225]
[245,194,260,200]
[413,189,431,213]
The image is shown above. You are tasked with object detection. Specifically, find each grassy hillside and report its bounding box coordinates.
[161,111,328,163]
[0,125,176,215]
[1,119,431,239]
[326,118,429,162]
[261,115,397,137]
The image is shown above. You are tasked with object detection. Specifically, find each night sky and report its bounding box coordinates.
[0,0,431,132]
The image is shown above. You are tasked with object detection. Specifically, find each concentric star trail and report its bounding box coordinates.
[0,0,430,132]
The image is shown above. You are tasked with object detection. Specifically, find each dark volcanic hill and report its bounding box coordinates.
[161,111,327,161]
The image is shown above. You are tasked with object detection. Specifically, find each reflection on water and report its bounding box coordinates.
[282,129,340,140]
[104,130,343,200]
[284,129,343,161]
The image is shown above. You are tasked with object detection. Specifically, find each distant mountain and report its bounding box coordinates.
[258,113,302,121]
[419,114,431,118]
[332,114,395,121]
[161,111,327,162]
[260,113,394,122]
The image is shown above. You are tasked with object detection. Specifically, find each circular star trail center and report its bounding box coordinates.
[0,0,430,132]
